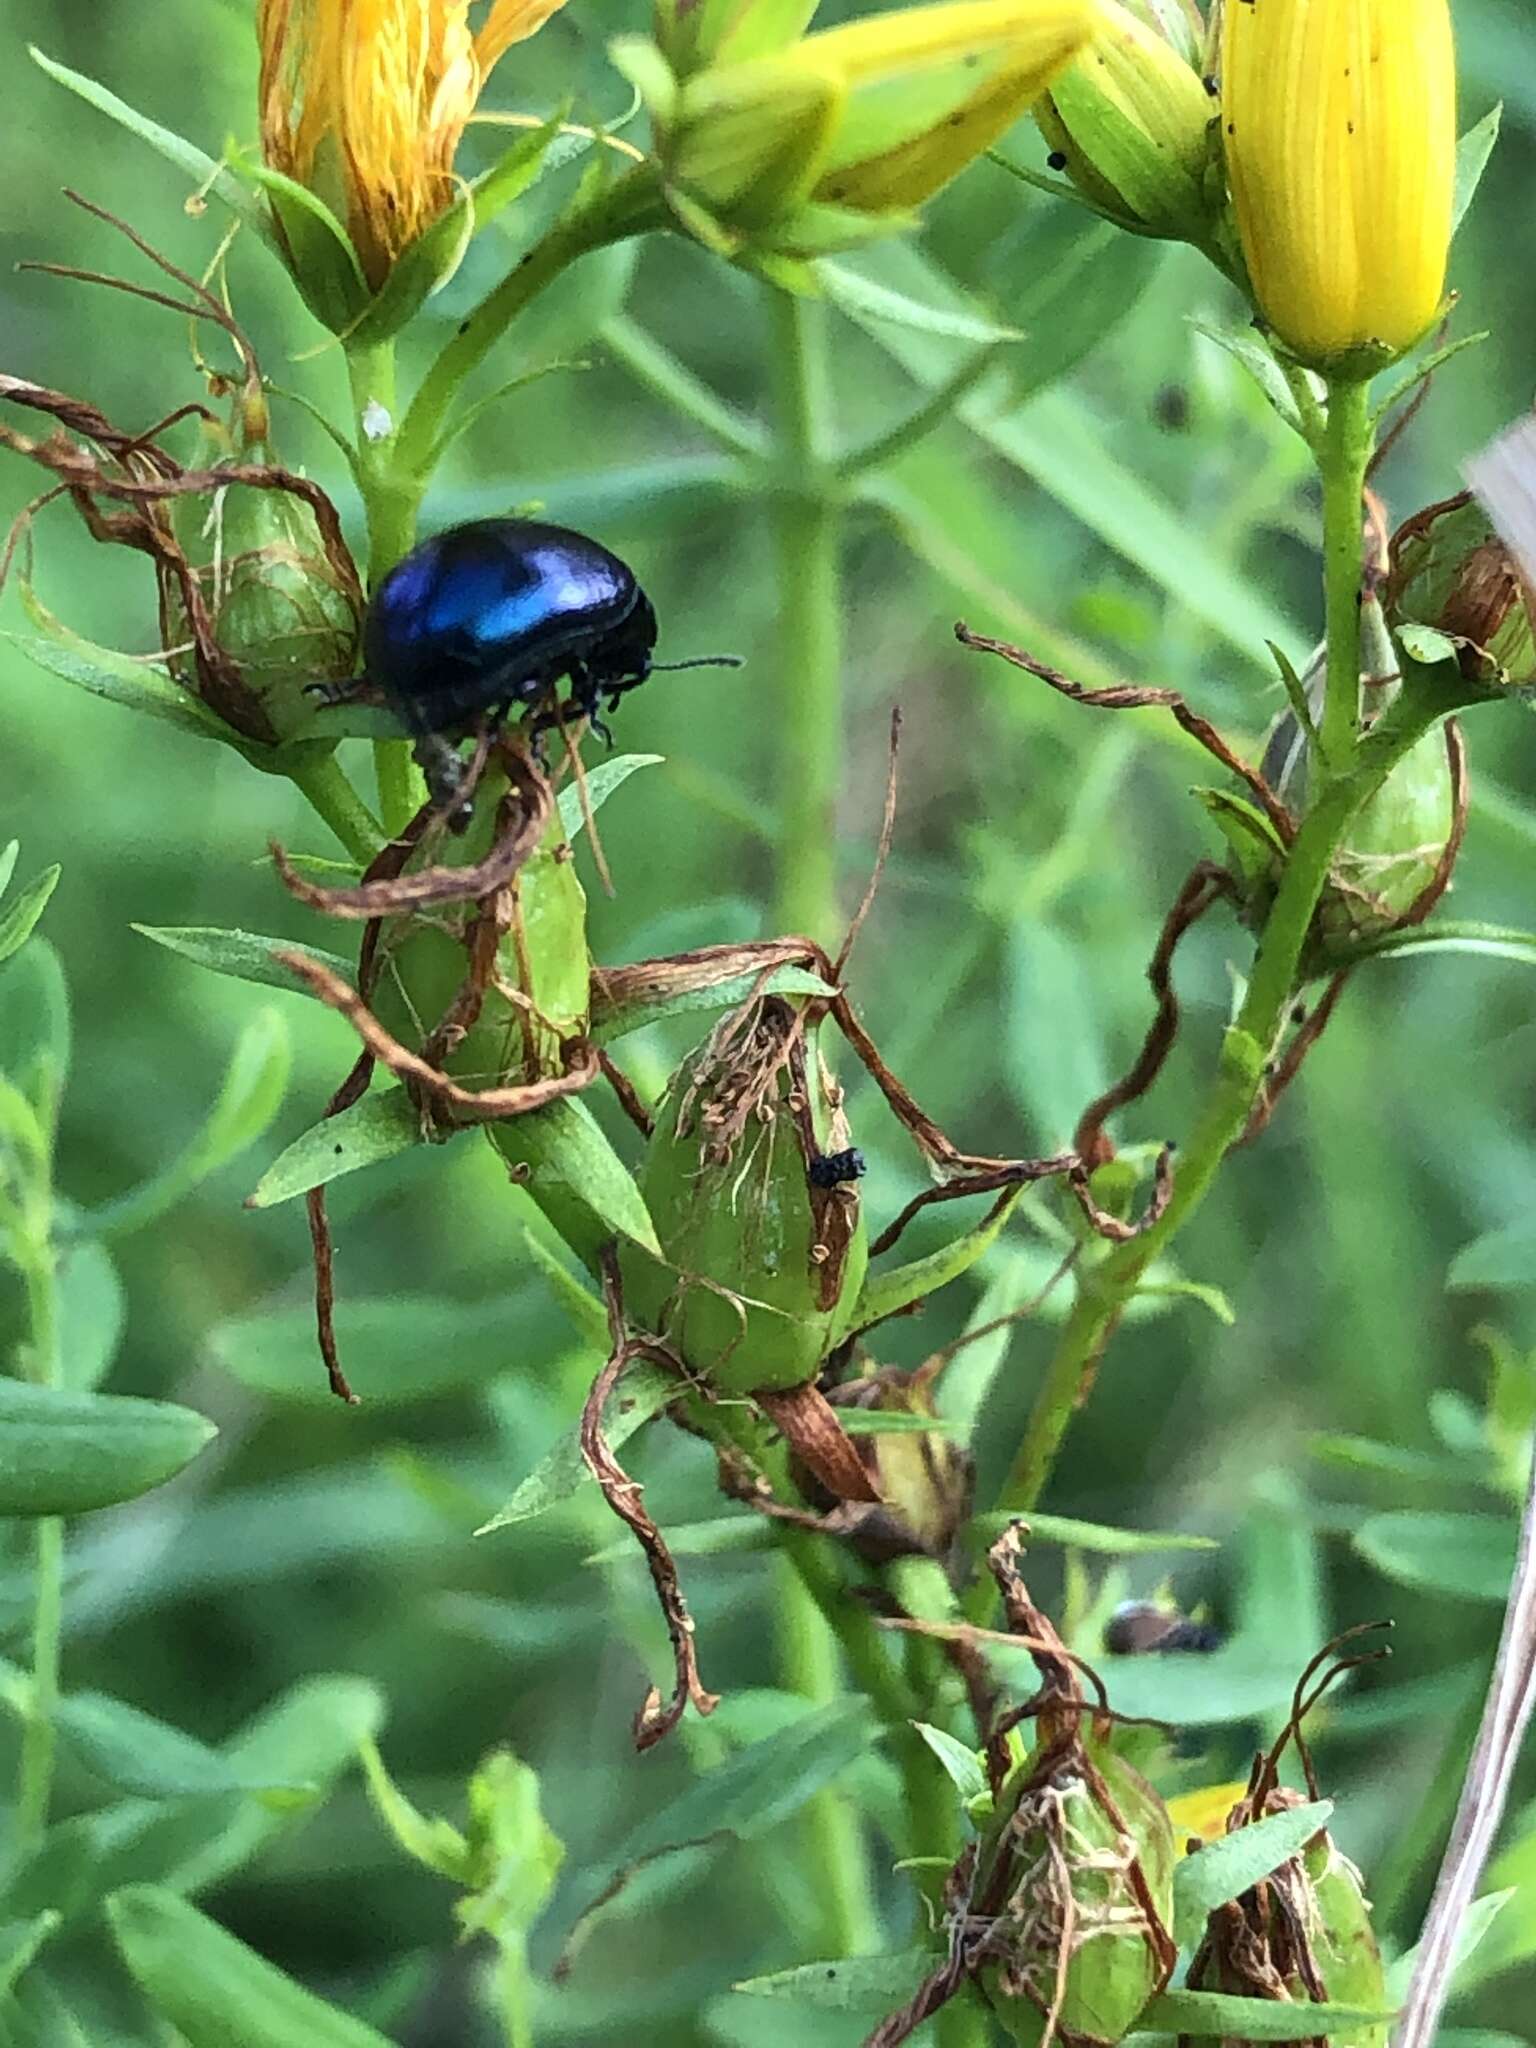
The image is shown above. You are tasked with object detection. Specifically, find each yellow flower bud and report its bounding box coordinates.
[1221,0,1456,369]
[257,0,568,288]
[1036,0,1215,241]
[798,0,1099,211]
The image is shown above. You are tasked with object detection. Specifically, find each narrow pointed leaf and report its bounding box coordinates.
[1172,1799,1333,1944]
[0,867,60,965]
[1145,1989,1396,2038]
[132,924,354,994]
[818,261,1022,345]
[476,1358,675,1533]
[912,1721,987,1803]
[94,1010,291,1236]
[851,1185,1022,1332]
[246,1088,421,1209]
[6,577,230,739]
[55,1692,314,1801]
[109,1886,397,2048]
[0,1914,59,1999]
[732,1949,933,2010]
[556,753,665,841]
[0,1381,215,1515]
[1454,105,1502,235]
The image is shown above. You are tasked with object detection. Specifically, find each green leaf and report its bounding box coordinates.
[837,1410,956,1436]
[583,1514,771,1567]
[1145,1990,1395,2038]
[0,940,70,1106]
[28,49,282,257]
[731,1950,933,2012]
[0,1380,215,1516]
[818,260,1022,346]
[0,842,18,900]
[93,1010,290,1236]
[912,1722,986,1804]
[132,924,355,995]
[1191,786,1288,885]
[56,1235,127,1391]
[210,1292,547,1408]
[54,1692,314,1802]
[1387,1887,1513,2000]
[1449,1223,1536,1293]
[1172,1800,1333,1945]
[0,867,60,965]
[476,1358,675,1533]
[108,1887,397,2048]
[245,1087,421,1209]
[556,753,665,841]
[357,1737,472,1882]
[494,1094,661,1257]
[1339,919,1536,969]
[1454,104,1503,235]
[1134,1276,1237,1325]
[0,1914,59,1999]
[590,965,835,1045]
[457,1748,565,1943]
[851,1185,1022,1332]
[222,149,370,334]
[967,1512,1217,1556]
[556,1700,874,1948]
[7,575,232,739]
[519,1228,609,1349]
[1189,320,1305,438]
[1353,1511,1515,1602]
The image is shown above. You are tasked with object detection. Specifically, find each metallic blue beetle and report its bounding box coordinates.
[331,518,732,819]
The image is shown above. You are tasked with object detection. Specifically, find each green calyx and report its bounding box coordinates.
[620,1000,868,1394]
[978,1738,1176,2046]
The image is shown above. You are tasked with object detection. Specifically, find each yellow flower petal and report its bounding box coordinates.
[1166,1780,1250,1846]
[1221,0,1456,367]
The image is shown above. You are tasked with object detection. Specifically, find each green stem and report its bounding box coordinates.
[1318,376,1373,770]
[774,1552,881,1958]
[285,751,384,867]
[766,288,842,943]
[345,339,424,836]
[982,373,1413,1539]
[15,1246,63,1851]
[495,1929,534,2048]
[601,315,766,459]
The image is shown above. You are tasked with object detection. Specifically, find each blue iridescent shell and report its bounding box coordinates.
[363,518,656,735]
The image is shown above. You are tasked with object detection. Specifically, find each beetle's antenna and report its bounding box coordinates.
[649,653,744,672]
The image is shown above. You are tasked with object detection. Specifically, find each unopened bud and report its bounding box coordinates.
[1387,492,1536,690]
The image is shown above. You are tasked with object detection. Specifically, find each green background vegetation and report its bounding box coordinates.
[3,0,1536,2040]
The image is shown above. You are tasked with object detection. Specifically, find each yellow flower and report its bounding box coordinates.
[258,0,568,288]
[797,0,1099,211]
[1221,0,1456,369]
[1166,1781,1250,1846]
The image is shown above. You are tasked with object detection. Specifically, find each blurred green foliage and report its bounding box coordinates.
[2,0,1536,2041]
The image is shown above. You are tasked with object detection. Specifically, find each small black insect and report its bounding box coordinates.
[318,518,737,819]
[808,1147,867,1189]
[1104,1601,1221,1656]
[1045,149,1068,170]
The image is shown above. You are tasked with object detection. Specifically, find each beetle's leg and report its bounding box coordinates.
[305,673,380,708]
[411,734,475,834]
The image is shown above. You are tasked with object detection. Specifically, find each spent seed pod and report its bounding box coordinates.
[621,997,868,1395]
[813,1360,974,1563]
[1386,491,1536,692]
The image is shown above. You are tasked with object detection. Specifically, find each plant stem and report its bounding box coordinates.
[774,1552,882,1958]
[495,1930,534,2048]
[766,287,843,945]
[345,339,424,836]
[1318,376,1374,770]
[982,373,1420,1536]
[285,750,384,867]
[15,1241,63,1851]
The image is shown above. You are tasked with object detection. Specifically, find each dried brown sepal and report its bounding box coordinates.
[954,623,1297,847]
[271,743,549,918]
[757,1380,882,1506]
[585,1252,719,1750]
[276,949,598,1125]
[1073,862,1237,1168]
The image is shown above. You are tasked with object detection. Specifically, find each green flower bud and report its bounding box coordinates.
[1387,491,1536,690]
[977,1738,1176,2046]
[167,415,361,748]
[1189,1789,1387,2048]
[620,1000,867,1394]
[654,0,820,80]
[374,779,589,1098]
[1035,0,1216,242]
[1319,722,1458,945]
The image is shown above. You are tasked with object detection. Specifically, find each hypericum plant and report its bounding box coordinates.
[2,0,1532,2044]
